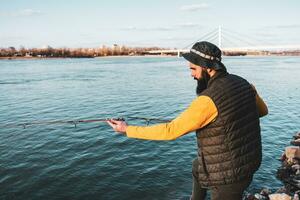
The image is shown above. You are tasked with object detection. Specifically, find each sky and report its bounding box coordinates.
[0,0,300,49]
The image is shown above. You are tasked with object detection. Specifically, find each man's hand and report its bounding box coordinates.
[106,119,128,134]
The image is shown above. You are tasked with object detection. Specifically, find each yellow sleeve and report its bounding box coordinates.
[256,93,268,117]
[251,84,268,117]
[126,96,218,140]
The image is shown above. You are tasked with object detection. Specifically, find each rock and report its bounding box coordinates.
[285,147,300,163]
[245,194,259,200]
[277,166,293,182]
[291,165,300,175]
[280,153,288,161]
[276,187,288,194]
[261,188,272,196]
[269,193,291,200]
[290,175,300,188]
[291,139,300,146]
[292,165,300,170]
[293,132,300,140]
[254,193,268,200]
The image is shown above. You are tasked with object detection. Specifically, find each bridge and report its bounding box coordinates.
[147,26,300,56]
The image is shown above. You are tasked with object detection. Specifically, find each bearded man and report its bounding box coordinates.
[107,41,268,200]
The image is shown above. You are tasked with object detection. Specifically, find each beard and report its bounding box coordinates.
[196,69,210,96]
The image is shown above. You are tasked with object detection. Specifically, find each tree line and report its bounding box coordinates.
[0,45,167,58]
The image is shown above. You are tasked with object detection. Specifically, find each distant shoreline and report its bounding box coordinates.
[2,45,300,60]
[0,55,172,60]
[0,56,70,60]
[1,54,300,60]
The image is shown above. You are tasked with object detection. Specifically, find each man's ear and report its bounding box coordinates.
[207,68,216,74]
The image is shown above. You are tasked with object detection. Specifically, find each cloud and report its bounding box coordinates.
[260,24,300,31]
[151,27,173,31]
[180,3,209,11]
[274,24,300,29]
[18,9,42,16]
[0,35,26,40]
[121,23,203,32]
[121,26,137,31]
[161,36,191,41]
[121,26,174,31]
[0,9,43,17]
[178,22,202,28]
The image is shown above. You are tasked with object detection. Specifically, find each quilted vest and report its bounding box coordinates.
[196,72,262,187]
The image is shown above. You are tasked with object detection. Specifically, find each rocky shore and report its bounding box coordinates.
[244,131,300,200]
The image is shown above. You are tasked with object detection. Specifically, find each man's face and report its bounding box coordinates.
[188,62,211,95]
[188,62,204,80]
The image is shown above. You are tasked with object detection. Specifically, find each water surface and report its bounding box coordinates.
[0,56,300,199]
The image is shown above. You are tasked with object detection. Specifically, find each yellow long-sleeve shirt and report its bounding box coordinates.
[126,90,268,141]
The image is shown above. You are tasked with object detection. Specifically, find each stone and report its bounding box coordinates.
[292,165,300,169]
[291,139,300,146]
[244,194,257,200]
[290,175,300,188]
[280,153,287,161]
[269,193,291,200]
[293,132,300,140]
[285,147,300,163]
[254,193,268,200]
[276,187,288,194]
[260,188,272,196]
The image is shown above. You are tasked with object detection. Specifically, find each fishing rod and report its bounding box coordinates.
[0,116,171,129]
[127,116,170,125]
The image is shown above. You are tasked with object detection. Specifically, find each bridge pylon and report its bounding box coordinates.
[218,25,222,49]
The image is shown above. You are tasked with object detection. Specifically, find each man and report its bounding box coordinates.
[107,41,268,200]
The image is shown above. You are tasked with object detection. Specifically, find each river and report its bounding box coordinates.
[0,56,300,199]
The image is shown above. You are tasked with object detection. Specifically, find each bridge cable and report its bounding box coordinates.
[182,28,218,49]
[222,29,260,47]
[202,33,219,44]
[221,31,256,48]
[222,28,274,47]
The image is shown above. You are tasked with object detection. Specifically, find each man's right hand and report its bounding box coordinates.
[106,119,128,134]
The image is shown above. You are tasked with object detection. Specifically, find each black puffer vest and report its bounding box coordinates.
[196,72,262,187]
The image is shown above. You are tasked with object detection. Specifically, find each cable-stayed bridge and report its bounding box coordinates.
[147,26,300,56]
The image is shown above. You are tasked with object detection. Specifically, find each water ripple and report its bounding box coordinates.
[0,57,300,199]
